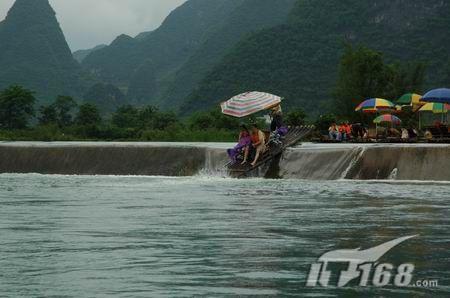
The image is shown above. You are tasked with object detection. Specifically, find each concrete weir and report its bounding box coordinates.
[0,142,449,181]
[0,142,229,176]
[279,143,450,181]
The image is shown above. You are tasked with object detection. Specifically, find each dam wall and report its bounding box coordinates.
[0,142,448,181]
[0,142,228,176]
[278,144,450,181]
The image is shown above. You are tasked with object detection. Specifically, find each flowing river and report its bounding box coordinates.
[0,174,449,297]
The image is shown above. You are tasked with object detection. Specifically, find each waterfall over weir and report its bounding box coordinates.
[0,142,449,181]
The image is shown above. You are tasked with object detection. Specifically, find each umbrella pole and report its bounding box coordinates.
[376,123,378,140]
[419,113,421,131]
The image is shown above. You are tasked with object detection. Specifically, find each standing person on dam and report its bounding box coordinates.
[270,104,288,144]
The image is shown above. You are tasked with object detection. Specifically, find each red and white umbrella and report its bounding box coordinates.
[220,91,282,118]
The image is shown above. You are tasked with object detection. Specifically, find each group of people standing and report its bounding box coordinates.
[227,105,288,167]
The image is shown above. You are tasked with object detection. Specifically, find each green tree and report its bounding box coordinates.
[388,62,425,99]
[333,44,425,121]
[76,103,101,126]
[189,109,240,130]
[285,108,307,126]
[333,45,392,120]
[112,105,140,128]
[0,85,36,129]
[152,112,179,130]
[315,114,337,133]
[38,105,58,125]
[54,96,77,127]
[139,106,159,129]
[189,112,215,130]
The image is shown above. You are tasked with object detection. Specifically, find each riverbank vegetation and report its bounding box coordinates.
[0,86,307,142]
[0,44,431,142]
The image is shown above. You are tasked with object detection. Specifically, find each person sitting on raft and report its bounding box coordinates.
[242,124,266,167]
[227,125,251,162]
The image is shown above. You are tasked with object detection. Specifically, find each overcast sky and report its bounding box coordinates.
[0,0,186,51]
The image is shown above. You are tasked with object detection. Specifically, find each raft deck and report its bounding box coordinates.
[227,126,315,177]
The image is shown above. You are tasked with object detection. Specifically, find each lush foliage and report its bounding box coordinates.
[39,96,78,127]
[0,85,36,129]
[182,0,450,116]
[333,44,425,121]
[285,109,307,127]
[0,85,241,142]
[2,0,449,118]
[161,0,297,110]
[82,0,296,109]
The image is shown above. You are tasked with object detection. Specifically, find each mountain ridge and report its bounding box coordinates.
[0,0,86,103]
[73,44,107,63]
[181,0,450,115]
[82,0,244,98]
[159,0,297,110]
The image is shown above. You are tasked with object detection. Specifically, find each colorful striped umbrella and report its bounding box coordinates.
[397,93,423,106]
[373,114,402,125]
[221,91,282,118]
[421,88,450,104]
[355,98,395,113]
[419,102,450,114]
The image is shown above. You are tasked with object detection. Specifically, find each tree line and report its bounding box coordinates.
[0,44,429,141]
[0,85,307,141]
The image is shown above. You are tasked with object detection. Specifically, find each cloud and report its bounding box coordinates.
[0,0,186,51]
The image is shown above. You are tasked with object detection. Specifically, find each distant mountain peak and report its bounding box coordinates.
[0,0,86,102]
[110,34,135,46]
[6,0,55,22]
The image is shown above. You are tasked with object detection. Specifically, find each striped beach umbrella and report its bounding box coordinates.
[373,114,402,125]
[397,93,423,106]
[355,98,395,113]
[421,88,450,104]
[419,102,450,114]
[220,91,282,118]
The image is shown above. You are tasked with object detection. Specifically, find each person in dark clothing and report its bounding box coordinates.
[351,123,367,140]
[270,105,288,143]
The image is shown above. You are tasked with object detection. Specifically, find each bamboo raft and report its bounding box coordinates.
[227,126,315,178]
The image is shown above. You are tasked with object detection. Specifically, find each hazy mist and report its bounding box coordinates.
[0,0,187,51]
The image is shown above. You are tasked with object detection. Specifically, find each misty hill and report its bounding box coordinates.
[182,0,450,115]
[82,0,296,109]
[82,0,245,99]
[0,0,86,103]
[73,44,107,63]
[83,83,126,114]
[157,0,297,110]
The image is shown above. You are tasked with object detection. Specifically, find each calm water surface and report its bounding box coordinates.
[0,174,449,297]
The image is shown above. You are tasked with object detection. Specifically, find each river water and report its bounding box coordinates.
[0,174,448,297]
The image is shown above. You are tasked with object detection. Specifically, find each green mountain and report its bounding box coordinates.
[83,83,126,114]
[182,0,450,115]
[0,0,86,103]
[73,44,107,63]
[82,0,296,109]
[82,0,245,100]
[159,0,297,110]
